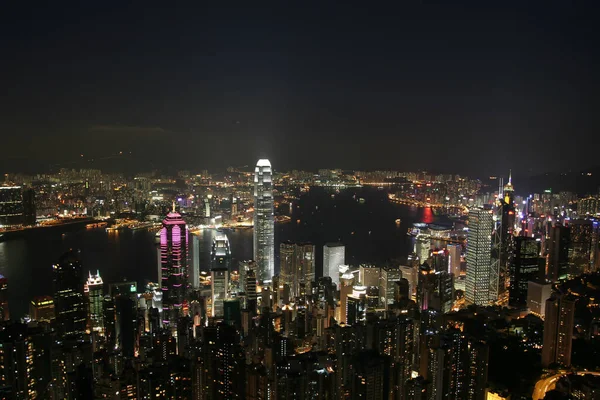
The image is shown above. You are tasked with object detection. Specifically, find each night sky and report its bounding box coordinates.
[1,3,598,177]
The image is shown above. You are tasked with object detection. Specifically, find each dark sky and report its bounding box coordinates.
[1,2,598,178]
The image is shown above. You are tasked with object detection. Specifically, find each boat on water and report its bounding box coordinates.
[86,222,108,229]
[358,198,366,204]
[395,218,402,225]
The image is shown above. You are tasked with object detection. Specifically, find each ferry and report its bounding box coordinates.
[86,222,108,229]
[395,218,402,225]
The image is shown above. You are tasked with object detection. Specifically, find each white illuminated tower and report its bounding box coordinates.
[84,271,104,335]
[465,208,494,305]
[323,243,345,288]
[253,159,275,283]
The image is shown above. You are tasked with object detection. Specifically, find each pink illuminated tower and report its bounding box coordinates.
[159,202,189,329]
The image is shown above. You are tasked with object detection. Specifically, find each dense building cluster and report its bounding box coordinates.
[1,162,600,399]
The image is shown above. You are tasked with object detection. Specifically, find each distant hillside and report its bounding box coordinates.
[518,166,600,196]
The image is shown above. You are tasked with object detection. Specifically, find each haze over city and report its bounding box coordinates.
[1,3,599,176]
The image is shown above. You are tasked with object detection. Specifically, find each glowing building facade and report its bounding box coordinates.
[212,233,232,271]
[159,204,189,328]
[279,241,316,299]
[324,243,345,288]
[85,270,104,335]
[253,159,274,282]
[466,208,494,305]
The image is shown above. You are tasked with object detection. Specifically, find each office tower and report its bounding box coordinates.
[509,237,544,307]
[400,264,417,300]
[466,208,494,305]
[211,268,229,317]
[415,235,431,264]
[115,295,137,358]
[108,282,137,301]
[568,219,593,276]
[190,234,200,287]
[417,264,454,314]
[337,272,353,324]
[53,250,86,337]
[280,242,295,298]
[542,293,576,368]
[84,271,104,335]
[527,281,552,318]
[323,243,345,288]
[394,278,410,302]
[103,295,116,349]
[0,186,24,226]
[297,242,315,296]
[212,233,232,271]
[447,243,462,277]
[280,241,316,299]
[0,275,8,321]
[430,249,449,273]
[223,299,241,328]
[379,266,401,308]
[22,188,36,225]
[239,260,258,311]
[30,296,55,322]
[547,224,570,281]
[158,203,189,328]
[359,264,381,287]
[253,159,275,283]
[239,260,256,292]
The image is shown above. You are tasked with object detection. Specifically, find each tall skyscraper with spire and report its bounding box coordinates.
[253,159,274,283]
[159,202,189,328]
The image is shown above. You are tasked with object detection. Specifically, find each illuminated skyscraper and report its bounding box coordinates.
[211,233,232,271]
[466,208,494,305]
[0,186,24,226]
[446,243,462,277]
[29,296,55,322]
[159,203,189,328]
[323,243,345,288]
[53,250,86,337]
[279,241,315,298]
[253,159,274,282]
[568,219,593,276]
[211,268,229,317]
[84,270,104,335]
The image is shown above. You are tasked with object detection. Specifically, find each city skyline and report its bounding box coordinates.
[1,3,600,398]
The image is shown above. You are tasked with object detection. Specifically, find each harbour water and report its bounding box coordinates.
[0,187,436,318]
